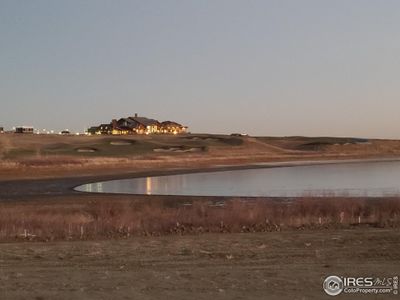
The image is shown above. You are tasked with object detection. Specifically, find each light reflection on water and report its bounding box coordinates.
[146,177,151,195]
[75,161,400,197]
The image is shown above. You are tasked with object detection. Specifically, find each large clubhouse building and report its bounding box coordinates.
[87,114,187,135]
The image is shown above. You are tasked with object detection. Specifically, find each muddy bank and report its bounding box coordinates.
[2,157,400,201]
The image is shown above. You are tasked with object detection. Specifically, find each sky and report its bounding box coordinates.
[1,0,400,138]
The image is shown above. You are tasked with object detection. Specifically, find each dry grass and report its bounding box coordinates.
[0,197,399,242]
[4,133,400,181]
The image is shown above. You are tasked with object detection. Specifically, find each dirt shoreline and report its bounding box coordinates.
[2,156,400,202]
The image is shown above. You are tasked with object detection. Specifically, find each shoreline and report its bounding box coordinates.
[2,156,400,201]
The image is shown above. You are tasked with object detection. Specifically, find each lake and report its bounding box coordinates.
[75,160,400,197]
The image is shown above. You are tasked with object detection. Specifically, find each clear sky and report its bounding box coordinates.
[1,0,400,138]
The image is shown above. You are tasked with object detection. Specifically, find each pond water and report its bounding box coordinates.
[75,161,400,197]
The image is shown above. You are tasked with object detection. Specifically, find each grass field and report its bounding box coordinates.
[0,197,399,242]
[2,133,400,161]
[3,133,400,180]
[0,133,244,159]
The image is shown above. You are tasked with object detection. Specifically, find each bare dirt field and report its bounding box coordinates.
[0,228,399,300]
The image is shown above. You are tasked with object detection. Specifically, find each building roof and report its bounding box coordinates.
[128,116,160,127]
[161,121,183,127]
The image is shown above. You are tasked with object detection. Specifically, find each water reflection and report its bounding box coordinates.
[144,175,187,195]
[96,182,103,193]
[146,177,152,195]
[75,161,400,197]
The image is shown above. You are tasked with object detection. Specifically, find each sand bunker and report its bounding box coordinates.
[110,141,134,146]
[153,146,204,153]
[76,147,97,153]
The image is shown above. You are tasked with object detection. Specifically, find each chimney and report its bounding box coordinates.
[134,113,138,118]
[111,119,117,129]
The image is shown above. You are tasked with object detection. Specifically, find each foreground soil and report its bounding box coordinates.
[0,228,399,300]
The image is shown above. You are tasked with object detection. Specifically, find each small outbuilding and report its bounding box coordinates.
[15,126,34,134]
[86,126,99,135]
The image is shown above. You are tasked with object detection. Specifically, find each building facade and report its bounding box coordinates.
[15,126,34,134]
[88,114,187,135]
